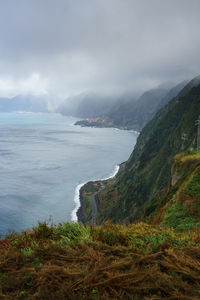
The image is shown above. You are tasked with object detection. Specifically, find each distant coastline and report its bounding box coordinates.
[74,119,140,133]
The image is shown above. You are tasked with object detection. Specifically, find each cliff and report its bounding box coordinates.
[94,77,200,225]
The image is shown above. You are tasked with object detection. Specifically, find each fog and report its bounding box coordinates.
[0,0,199,105]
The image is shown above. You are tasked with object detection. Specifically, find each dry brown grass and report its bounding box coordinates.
[0,241,200,299]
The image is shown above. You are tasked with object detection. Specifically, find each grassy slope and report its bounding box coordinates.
[146,152,200,230]
[0,222,200,299]
[96,81,200,224]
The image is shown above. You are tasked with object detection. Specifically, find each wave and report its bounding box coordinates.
[71,182,87,222]
[14,111,44,114]
[71,165,120,222]
[101,165,120,180]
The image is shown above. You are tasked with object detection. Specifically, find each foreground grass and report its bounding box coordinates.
[0,222,200,299]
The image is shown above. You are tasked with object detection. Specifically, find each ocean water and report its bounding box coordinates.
[0,113,138,235]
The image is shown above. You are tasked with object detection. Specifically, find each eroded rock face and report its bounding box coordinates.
[171,171,180,187]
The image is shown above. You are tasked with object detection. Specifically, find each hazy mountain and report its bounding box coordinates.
[0,95,49,113]
[57,92,122,118]
[75,81,188,131]
[106,87,170,130]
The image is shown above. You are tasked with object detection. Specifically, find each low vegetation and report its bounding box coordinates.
[0,221,200,299]
[145,150,200,231]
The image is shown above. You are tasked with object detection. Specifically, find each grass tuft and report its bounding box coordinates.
[0,221,200,299]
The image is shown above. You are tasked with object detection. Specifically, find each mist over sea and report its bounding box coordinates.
[0,113,137,235]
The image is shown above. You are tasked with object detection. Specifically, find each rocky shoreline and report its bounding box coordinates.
[75,117,113,129]
[76,164,125,225]
[77,180,106,224]
[75,118,138,131]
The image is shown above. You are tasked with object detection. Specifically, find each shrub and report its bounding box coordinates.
[33,222,54,239]
[55,222,91,243]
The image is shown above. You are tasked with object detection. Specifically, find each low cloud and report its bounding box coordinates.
[0,0,199,101]
[0,73,48,98]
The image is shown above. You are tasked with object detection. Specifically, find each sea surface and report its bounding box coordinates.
[0,113,138,235]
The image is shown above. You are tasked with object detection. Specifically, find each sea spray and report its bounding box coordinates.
[71,165,120,222]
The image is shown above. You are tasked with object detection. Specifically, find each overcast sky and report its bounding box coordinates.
[0,0,199,101]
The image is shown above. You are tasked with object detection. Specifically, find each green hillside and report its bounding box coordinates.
[148,152,200,230]
[95,78,200,224]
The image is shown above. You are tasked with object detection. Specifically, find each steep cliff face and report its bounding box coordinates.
[96,78,200,224]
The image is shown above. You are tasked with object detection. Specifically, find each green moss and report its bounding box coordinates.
[163,201,200,230]
[182,171,200,198]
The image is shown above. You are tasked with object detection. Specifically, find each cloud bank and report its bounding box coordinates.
[0,0,199,101]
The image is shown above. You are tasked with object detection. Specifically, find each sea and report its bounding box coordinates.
[0,113,138,235]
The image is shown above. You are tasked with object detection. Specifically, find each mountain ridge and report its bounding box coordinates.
[94,77,200,225]
[75,81,188,131]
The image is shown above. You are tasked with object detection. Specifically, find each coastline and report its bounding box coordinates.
[74,120,140,134]
[71,125,139,223]
[71,165,120,223]
[71,182,87,222]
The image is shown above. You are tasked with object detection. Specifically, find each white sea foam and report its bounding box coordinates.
[130,130,140,134]
[71,182,87,222]
[71,165,120,222]
[15,111,35,114]
[102,165,120,180]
